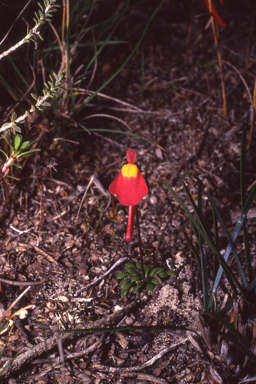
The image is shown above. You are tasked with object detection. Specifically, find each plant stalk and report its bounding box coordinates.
[125,205,136,242]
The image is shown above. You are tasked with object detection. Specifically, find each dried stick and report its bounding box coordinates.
[95,337,188,372]
[121,372,169,384]
[75,257,129,294]
[0,286,31,323]
[0,300,139,378]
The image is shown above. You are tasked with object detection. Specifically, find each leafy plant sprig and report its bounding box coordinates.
[0,0,59,62]
[117,262,176,296]
[0,71,65,134]
[0,133,40,177]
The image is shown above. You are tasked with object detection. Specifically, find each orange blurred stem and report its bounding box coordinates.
[135,207,145,278]
[203,0,226,27]
[125,205,136,242]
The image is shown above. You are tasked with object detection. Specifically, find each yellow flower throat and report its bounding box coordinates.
[121,163,139,178]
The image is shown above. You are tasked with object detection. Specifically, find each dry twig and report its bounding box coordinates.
[0,300,139,378]
[75,257,129,294]
[95,337,188,372]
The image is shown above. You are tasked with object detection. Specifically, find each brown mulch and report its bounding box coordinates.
[1,1,256,383]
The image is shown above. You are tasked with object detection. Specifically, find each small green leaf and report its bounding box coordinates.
[12,163,22,169]
[121,287,129,296]
[146,283,154,292]
[151,278,160,285]
[20,141,31,150]
[1,123,10,128]
[14,135,22,150]
[41,102,51,107]
[31,93,37,100]
[120,279,130,287]
[132,282,144,293]
[130,275,140,282]
[167,270,177,276]
[16,149,40,159]
[116,272,130,279]
[123,280,134,289]
[126,267,137,275]
[149,267,165,277]
[158,271,168,278]
[0,149,8,159]
[12,125,21,133]
[145,265,150,278]
[125,263,136,269]
[11,112,17,122]
[136,262,142,270]
[1,135,13,149]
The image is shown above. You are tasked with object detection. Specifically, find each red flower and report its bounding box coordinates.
[109,149,148,241]
[109,149,148,207]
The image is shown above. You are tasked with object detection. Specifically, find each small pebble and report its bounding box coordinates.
[150,195,158,204]
[155,147,163,159]
[0,256,6,265]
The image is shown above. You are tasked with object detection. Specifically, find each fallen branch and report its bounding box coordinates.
[94,337,188,372]
[0,300,139,378]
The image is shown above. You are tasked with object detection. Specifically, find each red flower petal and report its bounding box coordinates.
[126,148,137,164]
[109,171,148,206]
[109,149,148,206]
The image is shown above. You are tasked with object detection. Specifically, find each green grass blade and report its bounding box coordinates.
[218,296,237,316]
[0,73,19,101]
[246,277,256,293]
[42,322,57,384]
[88,128,156,145]
[163,180,246,299]
[210,197,219,278]
[206,191,247,287]
[75,0,165,115]
[182,182,215,244]
[60,325,198,335]
[0,353,19,375]
[200,241,208,309]
[212,182,256,295]
[75,1,131,111]
[180,225,201,270]
[52,120,74,166]
[205,312,251,348]
[8,56,29,88]
[197,181,208,309]
[220,332,256,363]
[240,131,253,282]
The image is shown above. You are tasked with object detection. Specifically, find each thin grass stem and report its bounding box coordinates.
[136,206,145,278]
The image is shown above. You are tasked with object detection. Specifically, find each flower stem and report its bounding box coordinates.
[125,205,145,278]
[125,205,137,242]
[135,207,145,278]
